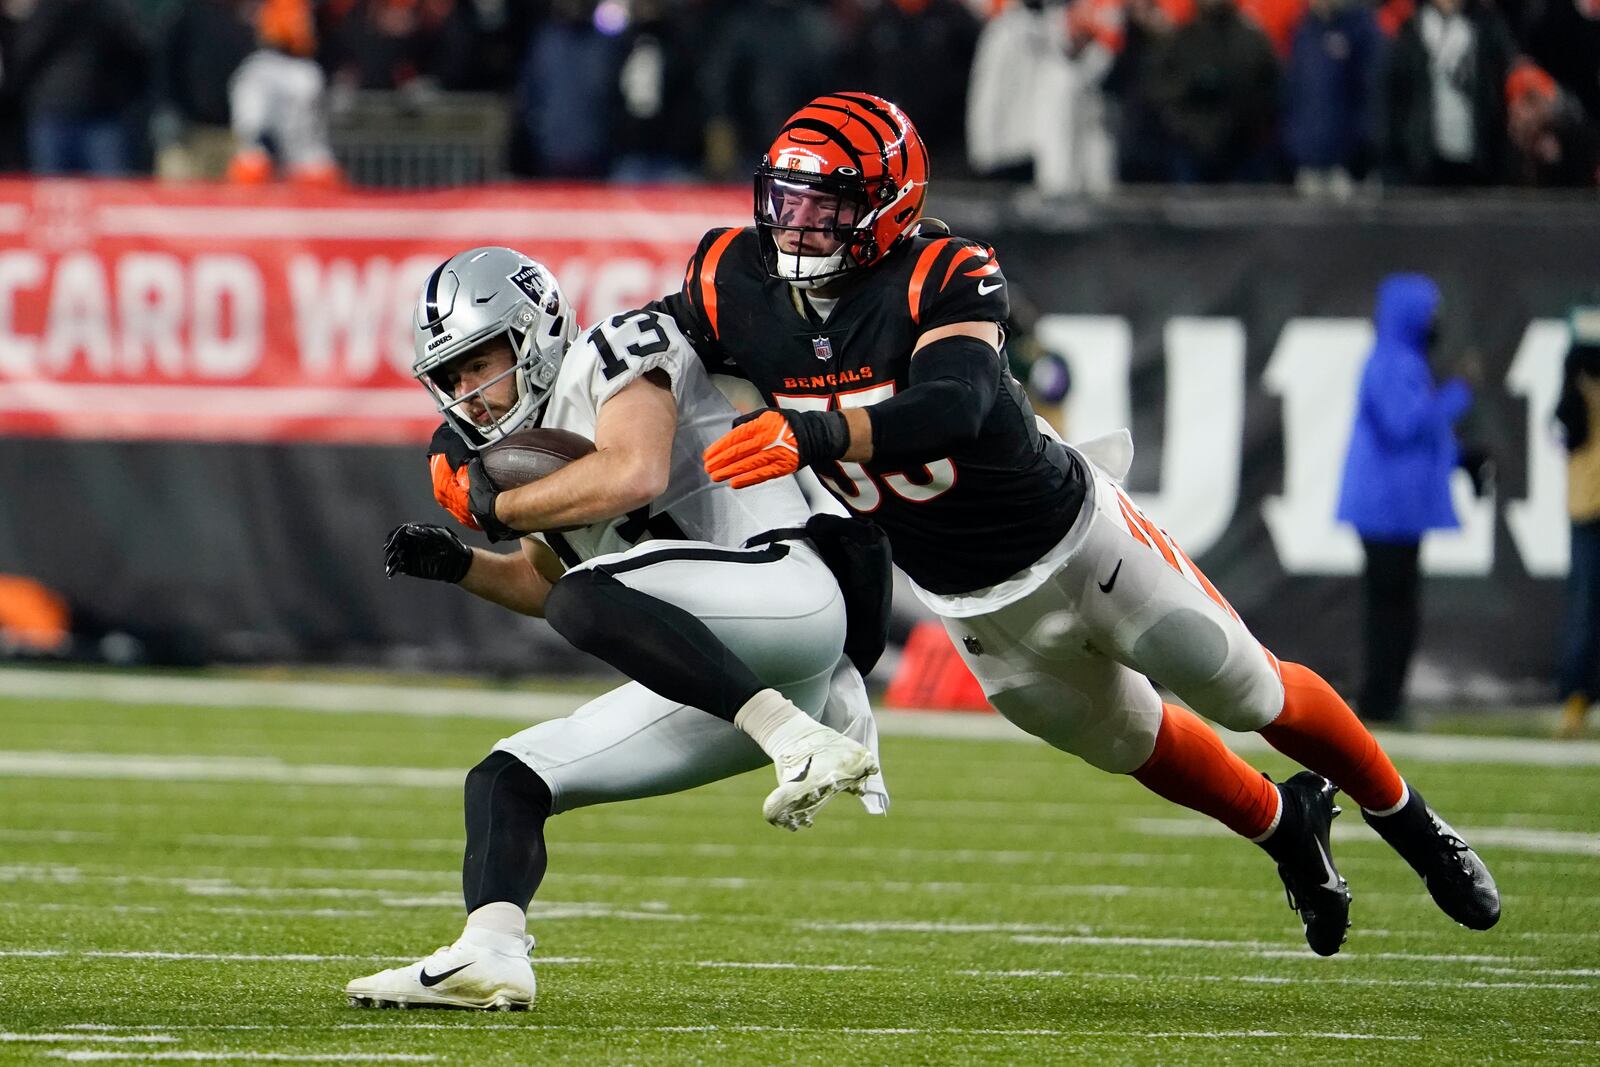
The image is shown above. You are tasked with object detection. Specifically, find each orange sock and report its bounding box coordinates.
[1131,703,1280,839]
[1259,661,1405,812]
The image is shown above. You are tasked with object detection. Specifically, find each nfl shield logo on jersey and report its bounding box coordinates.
[812,336,833,361]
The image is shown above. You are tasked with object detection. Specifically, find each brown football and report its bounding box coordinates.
[480,428,596,491]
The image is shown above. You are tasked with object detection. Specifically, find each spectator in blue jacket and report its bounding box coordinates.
[1337,273,1473,723]
[1283,0,1384,194]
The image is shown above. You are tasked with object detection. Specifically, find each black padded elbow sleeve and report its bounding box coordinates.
[866,335,1001,467]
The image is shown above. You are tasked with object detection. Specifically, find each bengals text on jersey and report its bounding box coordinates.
[657,226,1089,596]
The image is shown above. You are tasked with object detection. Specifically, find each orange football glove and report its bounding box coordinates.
[429,452,481,530]
[703,410,802,488]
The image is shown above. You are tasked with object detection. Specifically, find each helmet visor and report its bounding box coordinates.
[755,172,871,280]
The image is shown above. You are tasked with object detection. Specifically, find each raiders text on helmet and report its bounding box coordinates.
[410,247,579,449]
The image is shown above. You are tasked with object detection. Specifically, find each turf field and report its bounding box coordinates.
[1,671,1598,1065]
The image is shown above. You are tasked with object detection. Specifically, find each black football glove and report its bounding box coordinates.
[466,457,521,543]
[384,523,473,583]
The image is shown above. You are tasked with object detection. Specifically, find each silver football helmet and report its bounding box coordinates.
[411,247,578,450]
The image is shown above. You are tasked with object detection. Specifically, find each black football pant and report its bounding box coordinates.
[1358,539,1421,724]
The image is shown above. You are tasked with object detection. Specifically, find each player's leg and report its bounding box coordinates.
[1090,486,1497,933]
[1265,658,1497,931]
[344,676,808,1012]
[545,540,878,829]
[1358,539,1422,723]
[945,591,1353,952]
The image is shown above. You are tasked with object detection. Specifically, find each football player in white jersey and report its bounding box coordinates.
[344,247,889,1011]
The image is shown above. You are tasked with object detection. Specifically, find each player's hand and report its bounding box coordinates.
[466,457,521,543]
[384,523,473,583]
[428,452,480,531]
[703,408,848,488]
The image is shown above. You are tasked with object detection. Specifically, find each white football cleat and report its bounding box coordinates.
[762,723,879,832]
[344,927,535,1011]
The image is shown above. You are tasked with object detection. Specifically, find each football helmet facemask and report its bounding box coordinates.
[411,247,578,450]
[755,92,928,289]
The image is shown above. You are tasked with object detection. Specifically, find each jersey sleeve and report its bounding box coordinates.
[573,307,701,411]
[652,226,743,378]
[909,236,1011,335]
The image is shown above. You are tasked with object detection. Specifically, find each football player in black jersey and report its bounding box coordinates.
[669,92,1500,955]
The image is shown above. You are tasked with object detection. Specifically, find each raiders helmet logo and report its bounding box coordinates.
[508,265,545,303]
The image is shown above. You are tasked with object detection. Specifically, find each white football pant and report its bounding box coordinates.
[494,539,887,813]
[944,453,1286,774]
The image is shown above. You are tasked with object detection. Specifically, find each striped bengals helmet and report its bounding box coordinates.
[755,92,929,288]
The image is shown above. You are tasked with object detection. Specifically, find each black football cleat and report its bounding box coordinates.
[1260,772,1352,956]
[1362,783,1500,930]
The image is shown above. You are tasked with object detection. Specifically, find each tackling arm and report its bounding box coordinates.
[490,371,677,534]
[455,538,566,617]
[702,321,1003,488]
[842,320,1002,464]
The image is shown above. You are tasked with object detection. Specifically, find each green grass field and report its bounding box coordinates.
[1,673,1597,1065]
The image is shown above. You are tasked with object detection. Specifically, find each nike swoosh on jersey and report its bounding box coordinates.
[977,280,1003,295]
[418,963,473,987]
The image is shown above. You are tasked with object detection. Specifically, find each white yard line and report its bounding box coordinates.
[32,1023,1460,1043]
[1128,816,1600,857]
[1009,935,1540,968]
[7,949,1584,990]
[49,1055,435,1064]
[0,826,1212,869]
[0,669,569,722]
[45,1023,1595,1047]
[0,950,591,965]
[963,968,1595,990]
[0,752,460,789]
[0,858,1581,907]
[0,1036,177,1045]
[690,956,1594,992]
[6,667,1600,767]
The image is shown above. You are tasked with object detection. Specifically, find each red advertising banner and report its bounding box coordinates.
[0,181,748,443]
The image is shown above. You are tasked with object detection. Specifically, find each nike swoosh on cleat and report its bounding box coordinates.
[418,963,473,987]
[1098,560,1123,594]
[782,756,813,784]
[1312,837,1342,891]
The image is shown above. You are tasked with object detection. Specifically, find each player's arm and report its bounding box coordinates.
[838,320,1003,465]
[704,237,1009,488]
[488,370,677,535]
[703,321,1003,487]
[382,524,565,617]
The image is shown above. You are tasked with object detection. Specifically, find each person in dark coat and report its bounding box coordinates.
[1505,60,1600,188]
[1146,0,1281,183]
[1282,0,1385,182]
[10,0,151,175]
[1337,274,1473,724]
[1553,308,1600,738]
[1383,0,1515,186]
[1520,0,1600,125]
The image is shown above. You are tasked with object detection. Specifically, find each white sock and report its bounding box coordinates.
[1363,781,1411,819]
[1249,787,1286,845]
[734,688,820,758]
[464,901,527,942]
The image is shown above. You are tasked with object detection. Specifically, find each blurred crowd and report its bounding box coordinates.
[0,0,1595,190]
